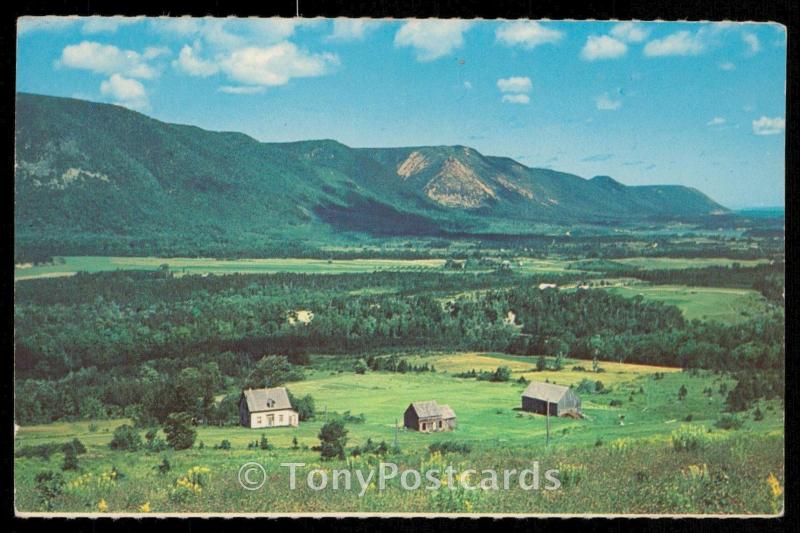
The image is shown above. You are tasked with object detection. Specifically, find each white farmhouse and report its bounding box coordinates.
[238,387,299,429]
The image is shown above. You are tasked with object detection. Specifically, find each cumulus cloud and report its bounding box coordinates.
[707,117,726,126]
[58,41,160,79]
[82,16,144,34]
[497,76,532,93]
[596,92,622,110]
[497,76,532,104]
[495,21,563,49]
[100,73,148,110]
[743,33,761,54]
[218,85,265,94]
[501,94,530,104]
[752,116,785,135]
[219,42,339,86]
[644,30,705,57]
[328,19,381,41]
[173,42,219,77]
[581,35,627,60]
[610,22,649,43]
[152,17,320,50]
[394,19,472,61]
[719,61,736,71]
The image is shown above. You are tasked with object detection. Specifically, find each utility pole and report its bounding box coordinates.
[545,401,550,448]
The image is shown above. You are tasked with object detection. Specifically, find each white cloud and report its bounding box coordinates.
[100,73,148,110]
[610,22,649,43]
[58,41,159,79]
[143,46,171,60]
[707,117,726,126]
[581,35,627,60]
[596,92,622,110]
[328,19,381,41]
[463,81,473,90]
[743,33,761,54]
[394,20,472,61]
[173,42,219,77]
[152,17,319,50]
[17,16,79,35]
[218,85,265,94]
[644,30,705,57]
[82,16,144,34]
[501,94,530,105]
[495,21,563,49]
[719,61,736,71]
[219,42,339,86]
[497,76,532,94]
[752,116,785,135]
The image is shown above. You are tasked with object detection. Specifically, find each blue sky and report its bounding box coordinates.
[16,17,787,207]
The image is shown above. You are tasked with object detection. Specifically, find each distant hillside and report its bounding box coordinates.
[14,93,729,258]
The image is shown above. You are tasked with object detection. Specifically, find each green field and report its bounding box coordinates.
[612,257,770,270]
[14,256,448,281]
[605,285,772,324]
[14,353,784,515]
[14,255,771,282]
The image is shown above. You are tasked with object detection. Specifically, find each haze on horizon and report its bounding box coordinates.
[16,16,787,208]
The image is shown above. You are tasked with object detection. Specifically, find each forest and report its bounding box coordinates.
[14,264,784,425]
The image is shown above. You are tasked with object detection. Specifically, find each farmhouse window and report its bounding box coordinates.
[256,416,262,424]
[279,414,284,423]
[438,421,442,429]
[422,422,427,430]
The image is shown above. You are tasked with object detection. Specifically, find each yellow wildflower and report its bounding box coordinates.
[767,473,783,498]
[97,499,108,512]
[140,502,151,513]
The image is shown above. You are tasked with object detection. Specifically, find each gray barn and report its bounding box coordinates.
[404,401,456,432]
[521,382,581,417]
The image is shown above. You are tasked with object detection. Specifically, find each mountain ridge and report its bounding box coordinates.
[14,92,729,256]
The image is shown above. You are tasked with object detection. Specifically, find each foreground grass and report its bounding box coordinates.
[15,354,784,514]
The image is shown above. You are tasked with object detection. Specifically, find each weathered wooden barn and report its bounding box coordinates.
[404,401,457,432]
[521,382,581,417]
[239,387,299,429]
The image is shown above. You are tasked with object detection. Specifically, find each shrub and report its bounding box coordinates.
[163,412,197,450]
[61,446,79,471]
[354,359,368,375]
[318,420,348,460]
[156,457,171,474]
[215,439,231,450]
[715,414,744,430]
[754,406,764,421]
[109,424,142,451]
[609,399,623,407]
[259,434,272,450]
[34,470,64,509]
[429,441,471,454]
[671,424,710,452]
[684,414,694,422]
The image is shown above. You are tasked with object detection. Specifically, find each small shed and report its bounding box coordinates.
[521,382,581,417]
[404,400,456,432]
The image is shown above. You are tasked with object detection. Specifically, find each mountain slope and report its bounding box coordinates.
[14,93,728,256]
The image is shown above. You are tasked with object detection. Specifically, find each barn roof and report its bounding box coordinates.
[408,400,456,419]
[439,404,456,419]
[242,387,293,413]
[522,381,571,403]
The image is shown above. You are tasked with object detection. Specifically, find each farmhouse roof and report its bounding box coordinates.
[522,381,570,403]
[242,387,293,413]
[408,400,455,419]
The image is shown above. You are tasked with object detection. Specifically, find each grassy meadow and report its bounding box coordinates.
[14,353,784,515]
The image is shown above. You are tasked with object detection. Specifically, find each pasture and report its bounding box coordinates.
[604,285,772,324]
[14,353,784,514]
